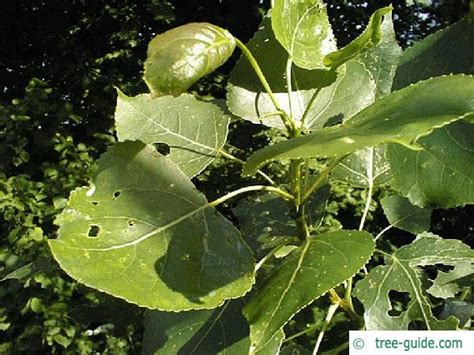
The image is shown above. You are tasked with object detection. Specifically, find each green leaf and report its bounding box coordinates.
[115,90,229,177]
[355,232,473,330]
[323,6,393,68]
[143,301,284,355]
[243,231,374,353]
[388,15,474,208]
[393,14,474,90]
[0,257,52,281]
[388,121,474,208]
[243,75,474,176]
[326,16,401,187]
[49,141,254,311]
[380,195,432,234]
[233,187,329,260]
[142,301,250,355]
[228,61,374,131]
[357,15,402,99]
[271,0,337,69]
[144,23,236,96]
[427,262,474,299]
[227,16,337,129]
[331,146,391,188]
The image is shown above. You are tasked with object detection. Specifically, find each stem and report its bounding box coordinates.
[358,148,374,231]
[344,278,355,315]
[235,38,296,133]
[299,69,335,128]
[286,57,294,120]
[209,185,294,207]
[374,225,393,242]
[218,148,276,186]
[300,85,323,129]
[313,302,340,355]
[284,323,320,343]
[301,156,345,205]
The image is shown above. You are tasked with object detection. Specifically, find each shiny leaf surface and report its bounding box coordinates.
[144,23,236,96]
[243,75,474,176]
[272,0,336,69]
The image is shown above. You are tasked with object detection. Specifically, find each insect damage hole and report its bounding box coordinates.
[87,225,101,238]
[113,190,122,198]
[128,220,135,227]
[388,290,410,316]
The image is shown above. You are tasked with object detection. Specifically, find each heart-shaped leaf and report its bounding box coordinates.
[49,141,254,311]
[271,0,336,70]
[243,75,474,176]
[144,23,236,96]
[243,231,374,353]
[355,232,473,330]
[115,90,229,177]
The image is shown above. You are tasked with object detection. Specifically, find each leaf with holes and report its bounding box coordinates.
[115,90,229,178]
[49,141,254,311]
[427,262,474,299]
[243,75,474,176]
[380,195,432,234]
[144,23,236,96]
[354,232,474,330]
[271,0,336,70]
[243,231,374,353]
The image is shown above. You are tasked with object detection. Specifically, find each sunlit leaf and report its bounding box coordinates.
[227,16,337,129]
[49,141,254,311]
[331,146,391,188]
[115,90,229,177]
[144,23,236,96]
[380,195,432,234]
[243,75,474,176]
[355,233,473,330]
[272,0,336,69]
[244,231,374,353]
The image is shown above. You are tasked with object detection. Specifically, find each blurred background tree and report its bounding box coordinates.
[0,0,470,352]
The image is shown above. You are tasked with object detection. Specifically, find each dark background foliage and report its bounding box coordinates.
[0,0,471,352]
